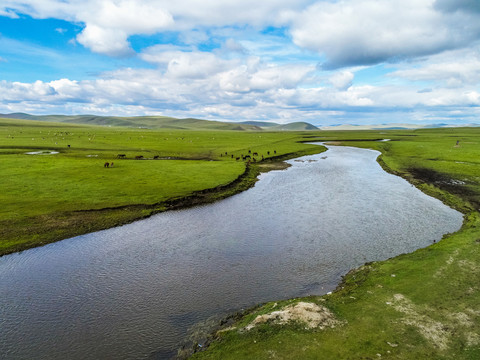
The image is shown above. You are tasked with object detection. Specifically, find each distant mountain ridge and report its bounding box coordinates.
[319,123,480,131]
[0,113,319,131]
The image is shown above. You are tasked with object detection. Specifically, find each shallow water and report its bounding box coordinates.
[0,144,463,359]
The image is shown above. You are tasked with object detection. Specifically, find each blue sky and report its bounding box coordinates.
[1,0,480,126]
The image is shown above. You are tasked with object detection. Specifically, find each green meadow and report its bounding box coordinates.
[2,117,480,359]
[192,127,480,359]
[0,118,321,255]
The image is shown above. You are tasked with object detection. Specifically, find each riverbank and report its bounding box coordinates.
[190,129,480,359]
[1,117,327,256]
[0,152,322,257]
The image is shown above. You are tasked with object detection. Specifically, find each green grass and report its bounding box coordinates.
[0,118,322,255]
[192,127,480,360]
[3,118,480,358]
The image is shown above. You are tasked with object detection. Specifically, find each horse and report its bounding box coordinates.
[153,155,160,159]
[135,155,143,160]
[104,162,110,168]
[253,152,258,156]
[117,154,126,159]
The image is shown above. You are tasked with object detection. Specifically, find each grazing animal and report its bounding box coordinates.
[225,151,228,155]
[253,152,258,156]
[456,140,460,146]
[135,155,144,160]
[236,157,240,161]
[267,151,270,155]
[153,155,160,159]
[117,154,126,158]
[274,150,276,154]
[67,145,71,148]
[244,155,251,160]
[110,162,114,167]
[104,162,110,168]
[231,154,234,158]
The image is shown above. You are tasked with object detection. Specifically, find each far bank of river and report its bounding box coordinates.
[0,144,463,359]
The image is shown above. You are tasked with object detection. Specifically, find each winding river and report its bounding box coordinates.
[0,144,463,359]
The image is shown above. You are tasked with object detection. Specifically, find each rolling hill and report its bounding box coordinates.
[0,113,318,131]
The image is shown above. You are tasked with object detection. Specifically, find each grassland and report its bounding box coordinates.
[192,127,480,359]
[3,117,480,359]
[0,117,322,255]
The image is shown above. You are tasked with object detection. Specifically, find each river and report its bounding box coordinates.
[0,144,463,359]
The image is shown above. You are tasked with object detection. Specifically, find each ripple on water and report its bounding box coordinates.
[0,144,463,359]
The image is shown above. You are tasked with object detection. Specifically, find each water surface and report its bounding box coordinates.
[0,144,463,359]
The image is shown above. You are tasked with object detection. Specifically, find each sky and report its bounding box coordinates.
[1,0,480,126]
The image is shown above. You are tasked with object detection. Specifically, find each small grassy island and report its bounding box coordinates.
[1,117,479,359]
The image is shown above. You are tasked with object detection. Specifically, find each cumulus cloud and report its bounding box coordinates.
[389,48,480,88]
[73,0,173,56]
[434,0,480,14]
[1,0,174,56]
[1,0,480,125]
[329,71,354,90]
[290,0,480,69]
[76,25,132,57]
[0,0,307,55]
[3,0,480,63]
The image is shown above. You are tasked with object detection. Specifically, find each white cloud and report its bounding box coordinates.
[389,48,480,88]
[1,0,174,56]
[290,0,480,68]
[0,0,307,56]
[329,71,354,90]
[3,0,480,63]
[76,24,132,57]
[1,0,480,125]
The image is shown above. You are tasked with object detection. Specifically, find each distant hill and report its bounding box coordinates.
[0,113,263,131]
[240,120,318,130]
[239,121,278,128]
[0,113,319,131]
[269,122,319,131]
[319,123,480,131]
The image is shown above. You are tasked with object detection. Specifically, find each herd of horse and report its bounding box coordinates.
[104,149,277,167]
[221,149,277,162]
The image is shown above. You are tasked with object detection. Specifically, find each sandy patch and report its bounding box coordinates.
[434,250,459,278]
[458,259,480,273]
[245,302,341,331]
[388,294,450,350]
[388,294,480,351]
